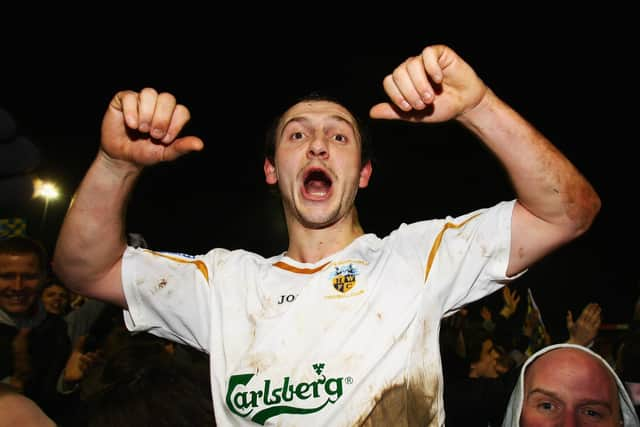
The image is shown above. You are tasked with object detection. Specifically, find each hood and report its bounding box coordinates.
[502,343,640,426]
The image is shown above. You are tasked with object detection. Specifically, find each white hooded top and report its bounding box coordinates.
[502,343,640,427]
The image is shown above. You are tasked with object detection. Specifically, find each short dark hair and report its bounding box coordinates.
[264,92,373,167]
[0,236,49,276]
[41,275,70,293]
[463,325,494,364]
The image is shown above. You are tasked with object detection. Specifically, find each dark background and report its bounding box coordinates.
[1,16,637,340]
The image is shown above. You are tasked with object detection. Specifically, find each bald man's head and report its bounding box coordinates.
[521,347,621,426]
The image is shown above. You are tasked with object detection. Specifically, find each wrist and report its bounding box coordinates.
[96,149,143,178]
[566,336,593,347]
[456,87,496,126]
[499,307,514,318]
[58,371,80,394]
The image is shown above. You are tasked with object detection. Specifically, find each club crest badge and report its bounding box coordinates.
[330,263,359,293]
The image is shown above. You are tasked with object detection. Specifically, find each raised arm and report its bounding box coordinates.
[52,88,203,307]
[370,45,601,276]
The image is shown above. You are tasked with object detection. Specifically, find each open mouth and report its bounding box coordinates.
[303,168,333,199]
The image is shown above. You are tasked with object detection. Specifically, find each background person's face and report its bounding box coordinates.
[471,339,500,378]
[521,349,621,426]
[0,253,43,315]
[41,284,69,315]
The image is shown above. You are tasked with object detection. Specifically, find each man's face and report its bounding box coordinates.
[41,284,69,315]
[0,253,43,315]
[521,348,621,426]
[264,100,371,229]
[471,339,500,378]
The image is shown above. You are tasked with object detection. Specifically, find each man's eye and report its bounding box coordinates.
[333,134,347,143]
[538,401,556,412]
[582,408,603,419]
[291,131,304,140]
[0,273,39,281]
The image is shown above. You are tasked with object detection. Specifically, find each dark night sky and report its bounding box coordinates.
[1,17,637,339]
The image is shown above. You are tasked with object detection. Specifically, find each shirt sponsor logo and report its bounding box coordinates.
[226,363,351,425]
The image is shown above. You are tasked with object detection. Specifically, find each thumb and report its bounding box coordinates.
[369,103,403,120]
[163,136,204,162]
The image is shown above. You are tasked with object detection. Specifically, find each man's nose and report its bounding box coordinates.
[10,275,25,290]
[561,413,577,427]
[307,137,329,159]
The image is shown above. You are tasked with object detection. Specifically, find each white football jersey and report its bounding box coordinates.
[123,200,517,426]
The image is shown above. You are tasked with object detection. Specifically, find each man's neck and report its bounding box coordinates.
[0,303,46,329]
[285,215,365,264]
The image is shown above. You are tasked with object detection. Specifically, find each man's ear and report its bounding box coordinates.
[264,158,277,184]
[359,160,372,188]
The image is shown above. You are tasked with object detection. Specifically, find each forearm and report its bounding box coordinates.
[457,89,600,234]
[53,151,141,305]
